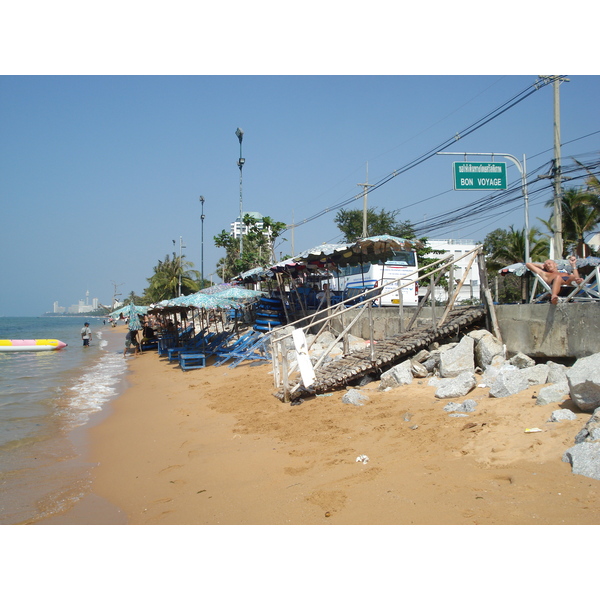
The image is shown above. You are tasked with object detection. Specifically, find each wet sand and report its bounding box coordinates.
[56,330,600,525]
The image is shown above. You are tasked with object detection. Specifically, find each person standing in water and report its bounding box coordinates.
[81,322,92,347]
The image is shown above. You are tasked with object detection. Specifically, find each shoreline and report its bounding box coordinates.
[39,327,600,525]
[37,324,131,525]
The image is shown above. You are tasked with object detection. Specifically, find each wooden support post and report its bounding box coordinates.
[275,272,291,324]
[368,302,375,364]
[430,274,437,333]
[485,288,502,343]
[477,252,491,332]
[398,285,404,333]
[281,342,290,402]
[439,249,479,326]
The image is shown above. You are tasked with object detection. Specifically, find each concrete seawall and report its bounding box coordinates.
[495,303,600,358]
[306,302,600,359]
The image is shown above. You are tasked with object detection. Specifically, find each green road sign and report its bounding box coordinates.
[453,162,507,190]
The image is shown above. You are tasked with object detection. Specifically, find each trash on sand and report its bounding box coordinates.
[355,454,369,464]
[525,428,543,433]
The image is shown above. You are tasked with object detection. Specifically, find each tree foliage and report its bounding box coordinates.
[544,186,600,256]
[334,207,416,242]
[143,252,201,302]
[214,214,287,282]
[481,226,549,303]
[334,207,444,288]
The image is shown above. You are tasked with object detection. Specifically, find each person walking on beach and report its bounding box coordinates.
[124,329,140,357]
[81,322,92,347]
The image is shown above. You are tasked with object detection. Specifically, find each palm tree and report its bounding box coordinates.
[492,226,549,265]
[545,187,599,256]
[144,253,200,302]
[489,226,549,302]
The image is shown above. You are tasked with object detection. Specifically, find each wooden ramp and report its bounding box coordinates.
[273,305,486,402]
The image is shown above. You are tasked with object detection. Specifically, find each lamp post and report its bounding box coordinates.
[199,195,205,289]
[178,236,186,296]
[235,127,245,254]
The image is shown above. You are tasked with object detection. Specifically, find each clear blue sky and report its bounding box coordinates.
[1,9,598,316]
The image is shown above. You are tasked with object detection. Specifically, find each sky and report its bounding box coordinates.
[1,6,599,317]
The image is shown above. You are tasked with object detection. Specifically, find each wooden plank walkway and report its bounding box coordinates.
[274,305,486,402]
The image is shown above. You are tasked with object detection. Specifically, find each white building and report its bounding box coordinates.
[230,211,266,239]
[588,232,600,252]
[426,239,481,303]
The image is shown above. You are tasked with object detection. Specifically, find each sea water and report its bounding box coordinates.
[0,316,128,524]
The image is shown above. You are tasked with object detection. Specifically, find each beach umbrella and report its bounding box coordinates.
[109,304,148,319]
[198,283,235,295]
[128,301,142,331]
[212,287,266,300]
[171,291,240,310]
[232,265,271,283]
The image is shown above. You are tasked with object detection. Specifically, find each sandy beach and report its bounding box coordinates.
[43,324,600,526]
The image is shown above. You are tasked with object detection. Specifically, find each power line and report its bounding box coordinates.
[413,153,599,238]
[286,76,562,231]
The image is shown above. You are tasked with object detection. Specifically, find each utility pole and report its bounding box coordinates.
[552,76,569,259]
[538,76,569,258]
[357,162,374,238]
[199,196,205,288]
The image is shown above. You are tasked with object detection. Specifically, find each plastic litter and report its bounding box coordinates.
[355,454,369,464]
[525,428,543,433]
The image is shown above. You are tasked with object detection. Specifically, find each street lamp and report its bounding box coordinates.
[235,127,245,254]
[199,195,205,288]
[177,236,186,296]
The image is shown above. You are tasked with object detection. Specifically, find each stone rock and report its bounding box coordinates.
[535,381,570,406]
[379,360,413,390]
[481,363,517,388]
[574,407,600,443]
[461,399,478,412]
[427,376,440,387]
[567,353,600,412]
[357,373,376,387]
[342,389,369,406]
[438,336,475,378]
[346,334,368,353]
[467,329,493,341]
[562,442,600,481]
[546,361,569,385]
[489,369,529,398]
[474,333,504,370]
[410,359,429,378]
[413,349,430,363]
[315,331,337,346]
[435,372,477,399]
[548,408,577,422]
[443,398,478,412]
[509,352,536,369]
[422,351,440,373]
[521,364,550,387]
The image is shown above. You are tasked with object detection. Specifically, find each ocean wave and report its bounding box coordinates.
[61,352,128,428]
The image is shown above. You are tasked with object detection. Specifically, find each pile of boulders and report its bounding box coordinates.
[363,328,600,481]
